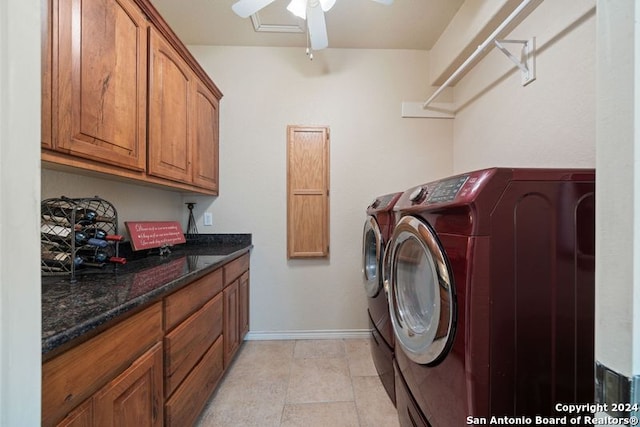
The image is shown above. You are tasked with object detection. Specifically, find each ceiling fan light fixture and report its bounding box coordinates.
[233,0,394,56]
[286,0,307,19]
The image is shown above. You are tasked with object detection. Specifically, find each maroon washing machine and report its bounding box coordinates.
[386,168,595,427]
[362,191,402,405]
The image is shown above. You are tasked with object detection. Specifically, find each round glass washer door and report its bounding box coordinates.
[362,216,384,297]
[388,215,456,365]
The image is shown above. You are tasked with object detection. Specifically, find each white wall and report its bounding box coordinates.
[185,46,453,336]
[451,0,596,172]
[0,0,41,424]
[595,0,639,379]
[39,47,453,336]
[41,169,187,236]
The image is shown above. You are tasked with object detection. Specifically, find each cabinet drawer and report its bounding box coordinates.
[164,293,223,397]
[165,335,224,427]
[224,253,249,286]
[164,268,222,330]
[42,302,163,427]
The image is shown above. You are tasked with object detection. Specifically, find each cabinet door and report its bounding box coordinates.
[42,0,52,148]
[287,126,330,258]
[223,280,240,368]
[54,0,147,170]
[239,271,250,340]
[191,80,220,192]
[42,303,163,427]
[148,27,192,184]
[56,399,92,427]
[93,342,163,427]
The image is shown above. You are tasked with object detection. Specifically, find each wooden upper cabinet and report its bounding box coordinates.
[54,0,147,171]
[43,0,222,194]
[191,80,220,192]
[41,0,52,148]
[148,27,193,184]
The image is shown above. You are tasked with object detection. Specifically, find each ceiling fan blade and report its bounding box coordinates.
[287,0,307,19]
[307,2,328,50]
[319,0,336,12]
[369,0,393,4]
[232,0,278,18]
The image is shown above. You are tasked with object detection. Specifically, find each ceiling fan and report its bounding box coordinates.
[231,0,394,51]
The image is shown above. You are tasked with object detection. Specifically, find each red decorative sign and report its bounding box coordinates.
[125,221,186,251]
[129,257,188,298]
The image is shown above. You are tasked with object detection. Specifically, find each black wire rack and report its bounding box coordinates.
[41,196,120,281]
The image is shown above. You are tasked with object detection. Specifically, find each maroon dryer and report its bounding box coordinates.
[362,191,402,405]
[386,168,595,427]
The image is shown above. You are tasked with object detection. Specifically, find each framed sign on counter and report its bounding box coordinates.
[125,221,186,251]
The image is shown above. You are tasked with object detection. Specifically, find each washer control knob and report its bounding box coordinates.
[409,187,426,203]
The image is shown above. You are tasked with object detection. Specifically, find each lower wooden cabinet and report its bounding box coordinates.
[164,336,224,427]
[42,252,250,426]
[55,343,163,427]
[42,303,163,427]
[223,253,251,367]
[56,399,92,427]
[161,252,250,425]
[239,271,250,340]
[93,342,163,427]
[223,280,240,367]
[164,293,223,397]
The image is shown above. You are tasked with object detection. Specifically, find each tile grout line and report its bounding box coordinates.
[344,338,368,427]
[278,340,297,426]
[196,339,394,426]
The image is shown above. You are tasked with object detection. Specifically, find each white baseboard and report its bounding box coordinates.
[245,329,371,341]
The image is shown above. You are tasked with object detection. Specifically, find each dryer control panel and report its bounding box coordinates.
[426,175,470,203]
[398,168,498,211]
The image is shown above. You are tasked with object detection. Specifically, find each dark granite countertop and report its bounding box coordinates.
[42,234,252,358]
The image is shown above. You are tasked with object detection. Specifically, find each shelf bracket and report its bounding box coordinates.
[494,37,536,86]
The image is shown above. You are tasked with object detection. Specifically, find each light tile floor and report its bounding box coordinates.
[196,339,400,427]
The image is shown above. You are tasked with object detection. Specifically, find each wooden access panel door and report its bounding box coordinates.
[54,0,147,170]
[287,126,330,258]
[148,27,192,184]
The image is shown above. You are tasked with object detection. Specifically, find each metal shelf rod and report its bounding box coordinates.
[422,0,539,109]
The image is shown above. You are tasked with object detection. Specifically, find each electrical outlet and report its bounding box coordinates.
[203,212,213,226]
